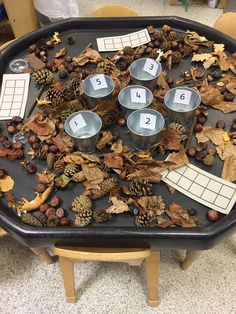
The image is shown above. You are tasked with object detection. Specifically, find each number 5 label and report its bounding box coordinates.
[90,74,108,91]
[131,88,146,103]
[173,89,192,105]
[143,59,158,76]
[139,113,156,130]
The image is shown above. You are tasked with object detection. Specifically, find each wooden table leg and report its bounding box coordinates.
[59,256,76,303]
[181,250,202,270]
[30,247,54,264]
[145,249,160,307]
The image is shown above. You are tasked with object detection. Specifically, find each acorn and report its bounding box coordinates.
[117,117,126,127]
[194,151,205,162]
[34,183,47,193]
[224,93,235,102]
[7,125,17,134]
[25,163,37,175]
[187,146,196,157]
[207,209,220,222]
[207,147,217,156]
[216,120,225,129]
[0,169,7,179]
[202,154,215,166]
[48,196,61,207]
[59,217,70,226]
[13,141,23,150]
[194,123,203,133]
[197,114,207,125]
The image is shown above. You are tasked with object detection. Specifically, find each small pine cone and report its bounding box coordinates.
[34,148,48,160]
[153,30,164,40]
[67,99,83,112]
[21,213,42,227]
[46,88,64,106]
[60,109,74,122]
[32,69,54,85]
[96,60,112,75]
[47,215,59,227]
[38,213,48,225]
[169,122,186,136]
[149,48,162,60]
[63,88,75,101]
[64,163,78,177]
[123,46,133,56]
[75,209,92,227]
[177,33,185,43]
[72,171,86,182]
[99,161,110,173]
[58,65,69,78]
[135,213,150,227]
[172,51,182,64]
[129,180,152,197]
[54,159,65,174]
[115,57,128,71]
[102,112,118,129]
[144,195,165,218]
[90,178,116,200]
[123,55,134,66]
[69,77,81,91]
[160,40,171,51]
[93,208,112,223]
[167,31,178,41]
[71,195,92,213]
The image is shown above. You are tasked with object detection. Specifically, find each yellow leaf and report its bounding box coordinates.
[214,43,225,53]
[192,53,212,62]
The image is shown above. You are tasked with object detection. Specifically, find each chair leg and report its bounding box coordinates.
[59,256,76,303]
[30,247,54,264]
[181,250,202,270]
[145,249,160,307]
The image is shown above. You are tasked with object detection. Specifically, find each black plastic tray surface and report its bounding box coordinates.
[0,17,235,249]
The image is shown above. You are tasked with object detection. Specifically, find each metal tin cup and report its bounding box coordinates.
[82,74,115,109]
[127,108,165,151]
[64,111,102,153]
[129,57,162,91]
[164,87,201,130]
[118,85,153,119]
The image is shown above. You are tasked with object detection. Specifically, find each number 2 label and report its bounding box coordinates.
[130,88,146,103]
[143,58,158,76]
[173,89,192,105]
[139,113,156,130]
[69,114,87,133]
[90,74,108,91]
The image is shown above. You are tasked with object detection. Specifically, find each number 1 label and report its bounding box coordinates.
[173,89,192,105]
[130,88,146,103]
[143,59,158,76]
[139,113,156,130]
[90,74,108,91]
[69,114,87,133]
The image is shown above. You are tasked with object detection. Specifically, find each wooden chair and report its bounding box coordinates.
[53,246,160,307]
[214,12,236,40]
[88,5,139,17]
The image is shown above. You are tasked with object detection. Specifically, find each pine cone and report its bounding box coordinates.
[60,109,74,122]
[99,161,110,173]
[47,215,59,227]
[71,171,86,182]
[46,88,64,107]
[64,163,78,177]
[58,65,69,79]
[167,31,178,41]
[143,195,165,219]
[168,122,187,141]
[75,209,92,227]
[172,51,182,64]
[21,213,42,227]
[135,213,150,227]
[69,77,81,91]
[153,30,165,40]
[115,57,128,71]
[32,69,54,85]
[129,180,152,197]
[123,46,133,56]
[93,208,112,223]
[96,60,113,75]
[63,88,75,101]
[38,213,48,225]
[54,159,65,174]
[71,195,92,213]
[160,40,171,51]
[123,55,134,66]
[67,99,83,112]
[102,112,118,129]
[90,178,116,200]
[34,148,48,160]
[177,33,185,43]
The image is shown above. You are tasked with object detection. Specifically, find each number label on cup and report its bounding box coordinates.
[143,59,158,76]
[173,89,192,105]
[90,74,108,91]
[139,113,156,130]
[131,88,146,103]
[69,114,87,133]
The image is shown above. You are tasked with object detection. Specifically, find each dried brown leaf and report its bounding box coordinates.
[105,196,130,214]
[82,164,104,182]
[96,131,114,150]
[216,142,236,160]
[221,155,236,182]
[111,139,123,154]
[127,168,162,183]
[37,170,55,185]
[167,145,189,170]
[213,44,225,53]
[73,48,101,66]
[166,202,197,228]
[51,130,73,153]
[104,153,124,169]
[156,71,169,90]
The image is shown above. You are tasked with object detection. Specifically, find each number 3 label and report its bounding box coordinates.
[139,113,156,130]
[131,88,146,103]
[143,59,158,76]
[90,74,108,91]
[69,114,87,133]
[173,89,192,105]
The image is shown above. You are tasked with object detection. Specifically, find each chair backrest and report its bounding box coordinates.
[214,12,236,40]
[88,5,139,17]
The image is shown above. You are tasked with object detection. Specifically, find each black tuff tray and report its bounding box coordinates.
[0,17,236,250]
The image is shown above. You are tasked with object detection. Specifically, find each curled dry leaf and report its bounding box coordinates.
[166,202,197,228]
[221,155,236,182]
[166,145,189,170]
[192,53,217,69]
[196,127,225,145]
[111,139,123,154]
[154,127,182,153]
[105,196,130,214]
[216,142,236,160]
[0,148,21,160]
[82,164,104,182]
[226,81,236,95]
[191,67,204,80]
[22,113,56,141]
[138,195,165,216]
[96,131,114,150]
[72,48,101,66]
[156,72,169,90]
[64,153,86,165]
[54,47,67,58]
[92,98,118,117]
[37,170,55,185]
[0,175,14,192]
[52,130,74,153]
[104,153,124,169]
[127,168,162,183]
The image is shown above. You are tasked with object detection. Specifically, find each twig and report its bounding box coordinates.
[184,115,197,152]
[26,85,46,118]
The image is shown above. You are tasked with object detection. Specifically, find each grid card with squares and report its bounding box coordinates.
[0,73,30,120]
[96,29,151,52]
[161,163,236,214]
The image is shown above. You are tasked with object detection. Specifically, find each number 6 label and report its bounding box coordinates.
[131,88,146,103]
[143,58,158,76]
[173,89,192,105]
[139,113,156,130]
[90,74,108,91]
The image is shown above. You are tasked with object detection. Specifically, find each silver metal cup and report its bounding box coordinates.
[64,111,102,153]
[164,87,201,129]
[127,108,165,151]
[129,58,162,91]
[118,85,153,119]
[82,74,115,109]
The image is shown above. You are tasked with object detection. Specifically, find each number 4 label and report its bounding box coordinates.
[143,59,158,76]
[69,114,87,133]
[90,74,108,91]
[131,88,146,103]
[139,113,156,130]
[173,89,192,105]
